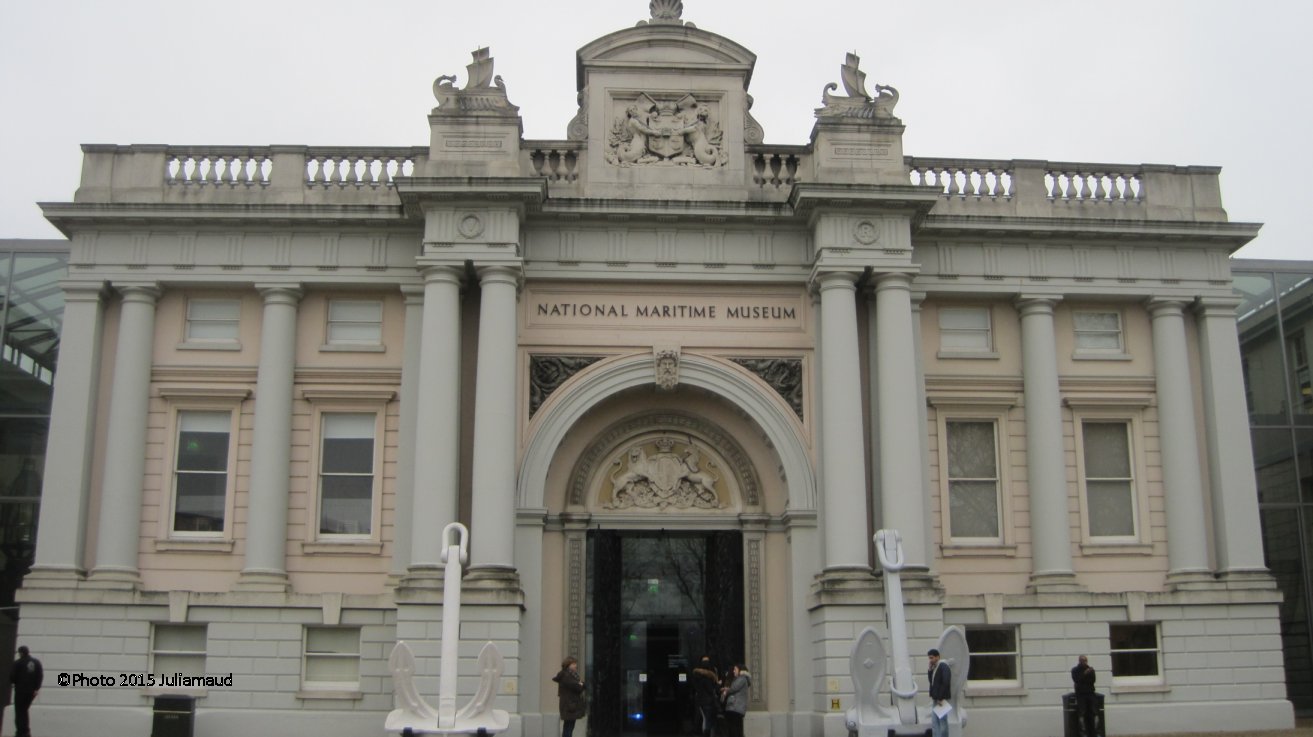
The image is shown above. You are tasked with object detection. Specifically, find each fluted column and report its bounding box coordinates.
[1195,298,1267,578]
[469,265,520,571]
[89,284,160,587]
[1148,299,1212,583]
[817,271,869,570]
[874,273,929,572]
[29,284,106,581]
[390,285,425,580]
[238,285,303,591]
[1017,296,1077,590]
[406,266,463,584]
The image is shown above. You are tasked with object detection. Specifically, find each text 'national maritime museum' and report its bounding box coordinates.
[20,2,1293,736]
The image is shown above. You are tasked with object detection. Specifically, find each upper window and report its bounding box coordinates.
[326,299,383,347]
[1080,420,1137,539]
[965,626,1019,686]
[303,626,361,691]
[1110,623,1161,683]
[939,307,993,353]
[152,624,207,677]
[945,420,1001,541]
[318,412,377,536]
[172,410,232,535]
[185,298,240,343]
[1073,310,1124,353]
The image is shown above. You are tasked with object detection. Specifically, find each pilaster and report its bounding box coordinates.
[390,285,426,584]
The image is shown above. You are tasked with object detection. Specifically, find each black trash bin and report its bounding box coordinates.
[152,694,195,737]
[1062,692,1105,737]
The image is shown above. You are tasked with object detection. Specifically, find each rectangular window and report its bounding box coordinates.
[185,299,240,342]
[326,299,383,346]
[152,624,207,677]
[173,410,231,534]
[1081,421,1136,538]
[1074,311,1123,352]
[303,626,361,689]
[965,627,1019,685]
[939,307,992,352]
[1110,623,1161,682]
[946,420,1000,540]
[319,413,375,536]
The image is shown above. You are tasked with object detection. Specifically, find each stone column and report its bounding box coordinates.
[88,283,160,587]
[816,271,869,571]
[468,265,520,572]
[406,266,463,586]
[238,285,303,591]
[390,285,425,581]
[1017,296,1077,590]
[874,273,929,573]
[1195,298,1267,578]
[28,284,106,582]
[1148,299,1212,584]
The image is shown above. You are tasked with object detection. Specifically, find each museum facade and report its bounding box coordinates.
[17,3,1295,736]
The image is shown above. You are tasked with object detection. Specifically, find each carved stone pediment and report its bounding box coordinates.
[606,93,728,168]
[815,52,899,123]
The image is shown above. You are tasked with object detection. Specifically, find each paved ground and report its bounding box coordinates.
[1116,720,1313,737]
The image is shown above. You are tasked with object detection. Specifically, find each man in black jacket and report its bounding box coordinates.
[927,649,951,737]
[10,645,42,737]
[1071,655,1097,737]
[691,656,721,737]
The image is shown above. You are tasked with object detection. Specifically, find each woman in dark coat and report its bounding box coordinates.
[552,656,587,737]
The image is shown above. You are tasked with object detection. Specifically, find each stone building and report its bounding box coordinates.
[18,3,1295,736]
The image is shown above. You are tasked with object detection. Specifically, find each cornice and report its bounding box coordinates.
[917,213,1262,246]
[38,202,413,235]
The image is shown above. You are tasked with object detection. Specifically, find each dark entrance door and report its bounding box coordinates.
[587,530,744,737]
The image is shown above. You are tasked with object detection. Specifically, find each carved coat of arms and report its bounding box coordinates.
[607,438,722,509]
[606,93,728,168]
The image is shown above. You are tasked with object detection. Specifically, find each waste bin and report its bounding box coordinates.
[152,694,195,737]
[1062,692,1105,737]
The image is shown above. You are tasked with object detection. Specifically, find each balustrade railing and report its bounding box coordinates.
[907,157,1013,199]
[1043,164,1143,203]
[304,147,423,188]
[527,142,583,182]
[166,147,273,187]
[749,145,807,188]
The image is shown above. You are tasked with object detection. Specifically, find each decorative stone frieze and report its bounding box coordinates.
[528,355,602,416]
[731,357,804,420]
[606,93,728,168]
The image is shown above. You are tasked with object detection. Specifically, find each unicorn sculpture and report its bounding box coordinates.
[847,529,969,737]
[386,523,510,735]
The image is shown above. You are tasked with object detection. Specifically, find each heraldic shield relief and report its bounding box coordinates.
[606,436,726,509]
[606,92,728,168]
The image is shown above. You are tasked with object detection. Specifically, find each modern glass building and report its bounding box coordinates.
[1234,259,1313,713]
[0,239,66,697]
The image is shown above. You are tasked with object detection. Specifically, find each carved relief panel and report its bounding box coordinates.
[605,92,729,169]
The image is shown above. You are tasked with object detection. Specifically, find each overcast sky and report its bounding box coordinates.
[2,0,1308,260]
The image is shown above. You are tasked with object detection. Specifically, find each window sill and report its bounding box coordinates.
[296,689,363,700]
[142,686,207,698]
[965,685,1025,697]
[177,341,242,352]
[1110,682,1169,694]
[301,540,384,555]
[319,343,386,353]
[155,538,235,553]
[941,543,1017,558]
[1072,351,1132,362]
[1079,542,1154,556]
[936,350,1000,360]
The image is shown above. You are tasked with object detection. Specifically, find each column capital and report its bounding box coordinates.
[254,284,304,304]
[476,263,523,288]
[59,281,110,303]
[400,283,426,304]
[1194,296,1243,318]
[811,269,860,292]
[871,270,916,293]
[1146,297,1190,317]
[421,264,465,286]
[1015,295,1062,316]
[114,282,162,303]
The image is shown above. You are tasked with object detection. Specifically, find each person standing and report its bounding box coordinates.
[927,648,951,737]
[552,656,586,737]
[692,655,721,737]
[720,663,751,737]
[1071,655,1097,737]
[9,645,42,737]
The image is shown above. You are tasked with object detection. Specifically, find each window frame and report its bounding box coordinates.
[1072,309,1127,357]
[937,305,997,358]
[322,298,384,352]
[1069,402,1153,550]
[303,390,393,548]
[963,625,1020,690]
[156,391,247,546]
[181,297,242,350]
[301,625,362,692]
[929,399,1017,552]
[1109,622,1163,686]
[151,623,207,677]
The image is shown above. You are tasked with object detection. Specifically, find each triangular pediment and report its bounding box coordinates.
[576,25,757,90]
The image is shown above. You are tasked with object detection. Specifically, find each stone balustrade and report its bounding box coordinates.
[71,144,1228,223]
